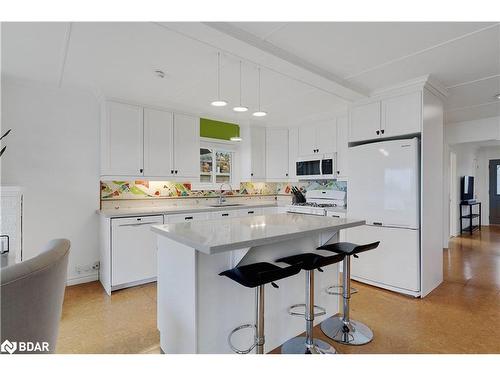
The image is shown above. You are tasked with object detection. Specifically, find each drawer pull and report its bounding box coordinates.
[222,213,229,217]
[184,216,194,220]
[118,222,157,227]
[247,211,255,214]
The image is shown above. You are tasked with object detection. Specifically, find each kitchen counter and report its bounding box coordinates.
[98,202,277,218]
[154,213,365,353]
[152,213,363,254]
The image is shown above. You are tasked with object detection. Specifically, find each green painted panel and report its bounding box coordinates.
[200,118,240,141]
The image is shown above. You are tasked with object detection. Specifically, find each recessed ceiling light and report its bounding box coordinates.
[252,111,267,117]
[154,70,165,78]
[233,106,248,112]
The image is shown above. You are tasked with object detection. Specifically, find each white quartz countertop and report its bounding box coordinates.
[98,202,277,218]
[151,213,365,254]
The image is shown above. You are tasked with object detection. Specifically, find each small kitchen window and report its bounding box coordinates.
[199,147,233,187]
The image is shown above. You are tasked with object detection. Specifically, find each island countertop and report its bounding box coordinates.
[151,213,365,254]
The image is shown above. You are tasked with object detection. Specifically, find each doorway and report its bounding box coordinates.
[489,159,500,225]
[449,151,458,236]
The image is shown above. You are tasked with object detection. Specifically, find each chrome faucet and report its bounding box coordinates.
[218,183,232,204]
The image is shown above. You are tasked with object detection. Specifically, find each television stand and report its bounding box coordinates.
[460,201,481,235]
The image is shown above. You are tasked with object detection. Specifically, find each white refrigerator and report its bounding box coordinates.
[346,138,421,296]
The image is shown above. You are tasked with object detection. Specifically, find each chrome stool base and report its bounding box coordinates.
[281,336,336,354]
[320,314,373,346]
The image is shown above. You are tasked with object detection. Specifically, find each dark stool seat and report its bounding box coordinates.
[219,262,301,288]
[276,252,345,270]
[317,241,380,256]
[275,252,345,354]
[219,262,301,354]
[315,241,380,346]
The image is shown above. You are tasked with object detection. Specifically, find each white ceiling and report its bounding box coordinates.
[2,22,500,126]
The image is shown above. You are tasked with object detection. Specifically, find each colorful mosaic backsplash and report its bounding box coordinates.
[101,180,347,200]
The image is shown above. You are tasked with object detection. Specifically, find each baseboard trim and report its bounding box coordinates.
[66,273,99,286]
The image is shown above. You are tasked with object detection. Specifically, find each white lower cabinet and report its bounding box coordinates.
[261,206,279,214]
[211,210,239,219]
[326,210,346,241]
[164,212,210,223]
[238,208,263,216]
[110,215,163,289]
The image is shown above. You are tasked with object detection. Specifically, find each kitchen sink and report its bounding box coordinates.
[208,203,244,207]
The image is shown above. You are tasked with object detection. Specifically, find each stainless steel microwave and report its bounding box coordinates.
[296,153,336,180]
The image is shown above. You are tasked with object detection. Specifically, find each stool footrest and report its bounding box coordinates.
[287,303,326,317]
[325,285,358,296]
[228,323,257,354]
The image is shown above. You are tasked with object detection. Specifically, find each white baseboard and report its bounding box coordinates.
[66,273,98,286]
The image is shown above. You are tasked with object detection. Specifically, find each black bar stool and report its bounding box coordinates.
[220,262,301,354]
[276,252,345,354]
[316,241,380,345]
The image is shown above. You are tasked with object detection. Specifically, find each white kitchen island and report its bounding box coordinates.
[152,213,364,354]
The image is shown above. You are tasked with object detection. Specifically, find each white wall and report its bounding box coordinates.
[445,116,500,145]
[1,79,101,284]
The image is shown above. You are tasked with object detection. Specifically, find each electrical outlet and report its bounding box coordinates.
[76,262,99,274]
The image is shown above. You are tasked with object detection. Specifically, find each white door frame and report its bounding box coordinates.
[449,151,458,237]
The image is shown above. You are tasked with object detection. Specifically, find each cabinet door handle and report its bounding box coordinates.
[184,216,193,220]
[171,170,174,174]
[381,129,385,135]
[222,213,229,217]
[251,173,254,177]
[139,168,143,173]
[337,171,340,175]
[119,222,157,227]
[247,211,254,214]
[175,170,178,174]
[376,130,380,135]
[286,173,288,177]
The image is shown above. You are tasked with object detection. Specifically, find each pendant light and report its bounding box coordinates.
[211,52,227,107]
[233,61,248,112]
[252,67,267,117]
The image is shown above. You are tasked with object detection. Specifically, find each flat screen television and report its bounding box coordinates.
[460,176,474,202]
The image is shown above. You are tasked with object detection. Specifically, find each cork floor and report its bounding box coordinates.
[56,226,500,354]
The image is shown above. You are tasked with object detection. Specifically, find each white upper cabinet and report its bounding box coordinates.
[144,108,173,177]
[250,127,266,180]
[336,116,349,178]
[382,91,422,138]
[288,128,299,180]
[298,120,336,157]
[298,126,317,156]
[173,114,200,178]
[266,128,289,180]
[349,91,423,143]
[102,101,200,178]
[315,120,337,154]
[349,101,381,142]
[103,101,144,176]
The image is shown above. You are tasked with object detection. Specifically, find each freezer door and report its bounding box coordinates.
[348,138,419,229]
[346,225,420,293]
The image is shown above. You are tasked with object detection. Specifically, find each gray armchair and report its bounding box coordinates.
[1,239,70,354]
